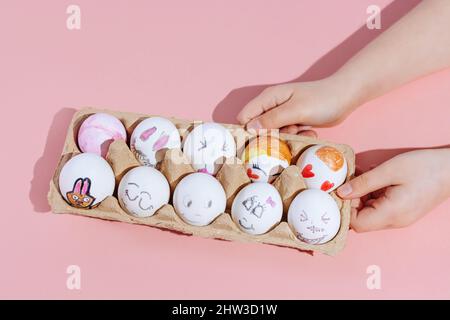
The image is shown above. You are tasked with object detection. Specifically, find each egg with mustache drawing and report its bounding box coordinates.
[242,136,292,183]
[288,189,340,245]
[130,117,181,167]
[118,166,170,217]
[297,145,347,192]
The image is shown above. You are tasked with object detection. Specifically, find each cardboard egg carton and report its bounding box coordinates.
[47,108,355,255]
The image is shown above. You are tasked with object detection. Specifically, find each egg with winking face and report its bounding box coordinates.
[182,123,236,175]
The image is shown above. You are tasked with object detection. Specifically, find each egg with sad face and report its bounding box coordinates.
[173,172,226,226]
[118,166,170,217]
[231,183,282,235]
[288,189,341,245]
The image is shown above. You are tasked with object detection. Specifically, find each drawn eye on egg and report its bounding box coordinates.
[242,196,256,211]
[300,210,309,222]
[251,204,265,219]
[183,195,193,208]
[321,212,330,224]
[205,199,213,208]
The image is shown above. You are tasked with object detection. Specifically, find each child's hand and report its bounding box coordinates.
[237,77,359,134]
[337,149,450,232]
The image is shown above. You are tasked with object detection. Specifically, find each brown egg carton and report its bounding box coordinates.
[47,108,355,256]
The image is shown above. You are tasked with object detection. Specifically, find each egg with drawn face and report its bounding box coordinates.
[242,136,292,183]
[130,117,181,167]
[118,166,170,217]
[183,123,236,175]
[288,189,341,245]
[297,145,347,192]
[59,153,115,209]
[173,172,226,226]
[231,183,282,235]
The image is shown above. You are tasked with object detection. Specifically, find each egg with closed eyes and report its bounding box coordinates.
[288,189,341,245]
[182,123,236,175]
[242,136,292,183]
[297,145,347,192]
[173,172,226,226]
[130,117,181,167]
[118,166,170,217]
[231,182,282,235]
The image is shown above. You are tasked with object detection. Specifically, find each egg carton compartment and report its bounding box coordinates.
[47,108,355,256]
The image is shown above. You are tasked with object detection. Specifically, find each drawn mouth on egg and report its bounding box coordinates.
[296,232,327,245]
[238,218,255,231]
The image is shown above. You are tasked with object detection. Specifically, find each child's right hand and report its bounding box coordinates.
[237,77,360,133]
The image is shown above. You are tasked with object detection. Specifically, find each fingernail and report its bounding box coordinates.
[247,119,262,130]
[338,183,352,197]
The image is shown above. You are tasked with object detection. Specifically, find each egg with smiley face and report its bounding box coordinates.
[231,182,283,235]
[242,136,292,183]
[183,123,236,175]
[130,117,181,167]
[173,172,226,226]
[288,189,341,245]
[297,145,347,192]
[118,166,170,217]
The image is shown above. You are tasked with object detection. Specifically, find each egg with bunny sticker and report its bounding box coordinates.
[231,183,283,235]
[297,145,347,192]
[288,189,341,245]
[173,172,226,226]
[59,153,115,209]
[130,117,181,167]
[118,166,170,217]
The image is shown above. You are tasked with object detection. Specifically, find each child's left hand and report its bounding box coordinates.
[337,149,450,232]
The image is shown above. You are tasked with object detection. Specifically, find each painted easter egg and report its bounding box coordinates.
[130,117,181,167]
[297,145,347,192]
[183,123,236,175]
[118,166,170,217]
[77,113,127,158]
[242,136,292,182]
[59,153,115,209]
[288,189,341,245]
[231,182,283,235]
[173,172,226,226]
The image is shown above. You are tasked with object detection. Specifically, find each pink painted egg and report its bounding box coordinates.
[77,113,127,158]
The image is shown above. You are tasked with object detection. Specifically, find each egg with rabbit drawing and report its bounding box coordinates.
[118,166,170,217]
[297,145,347,192]
[58,153,115,209]
[130,117,181,167]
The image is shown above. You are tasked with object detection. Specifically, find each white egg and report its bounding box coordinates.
[231,183,282,235]
[288,189,341,245]
[173,172,226,226]
[59,153,115,209]
[245,154,289,183]
[183,123,236,175]
[297,144,347,192]
[130,117,181,167]
[118,166,170,217]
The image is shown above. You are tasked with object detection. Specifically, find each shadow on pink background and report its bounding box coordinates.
[1,0,450,299]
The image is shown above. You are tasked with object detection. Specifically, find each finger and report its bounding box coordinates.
[297,130,318,138]
[280,125,298,134]
[246,100,298,129]
[237,85,294,125]
[350,194,396,232]
[337,162,396,199]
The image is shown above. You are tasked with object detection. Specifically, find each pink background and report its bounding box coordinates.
[1,0,449,299]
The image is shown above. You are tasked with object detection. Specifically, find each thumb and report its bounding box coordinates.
[246,101,298,130]
[337,163,394,199]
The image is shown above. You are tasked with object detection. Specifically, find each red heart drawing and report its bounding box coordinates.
[301,164,315,178]
[247,168,260,180]
[321,180,335,191]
